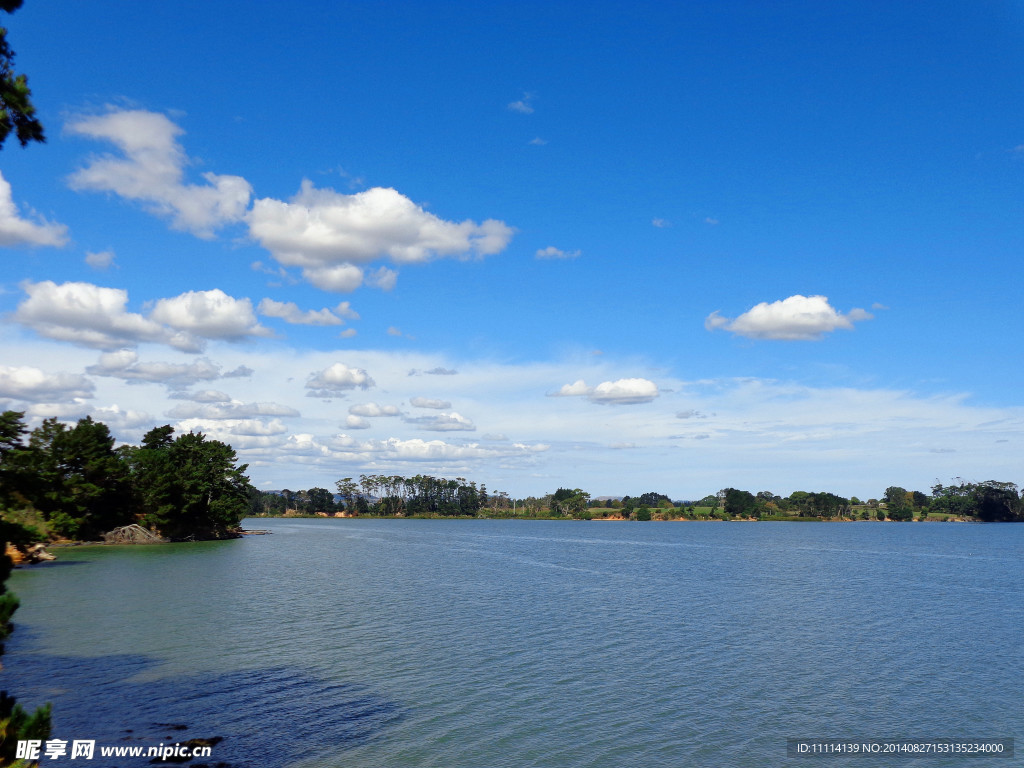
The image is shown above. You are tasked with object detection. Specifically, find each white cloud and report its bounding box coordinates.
[556,379,592,397]
[167,389,232,403]
[257,298,345,326]
[0,170,69,247]
[405,411,476,432]
[366,266,398,291]
[14,281,175,351]
[166,401,300,419]
[339,328,358,339]
[349,402,400,417]
[705,295,873,340]
[651,218,671,228]
[528,137,547,146]
[24,402,91,420]
[150,289,271,341]
[303,264,364,292]
[14,281,270,352]
[306,363,375,396]
[66,108,252,238]
[247,181,513,291]
[332,435,547,462]
[92,404,155,429]
[507,93,535,114]
[86,350,229,388]
[535,246,581,260]
[173,417,288,440]
[553,378,659,405]
[0,366,94,403]
[345,415,371,430]
[85,249,116,270]
[410,396,451,409]
[334,302,360,320]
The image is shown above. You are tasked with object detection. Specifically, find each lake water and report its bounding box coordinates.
[5,519,1023,767]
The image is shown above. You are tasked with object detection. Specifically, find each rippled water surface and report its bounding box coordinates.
[6,519,1023,767]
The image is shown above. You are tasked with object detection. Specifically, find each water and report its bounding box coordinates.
[5,519,1023,767]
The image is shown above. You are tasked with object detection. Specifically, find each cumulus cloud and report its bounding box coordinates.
[24,402,91,420]
[553,378,660,405]
[705,295,873,340]
[173,417,288,440]
[85,249,116,270]
[344,415,371,430]
[332,435,547,462]
[306,363,375,397]
[0,171,69,247]
[366,266,398,291]
[66,108,252,237]
[247,181,513,291]
[507,92,535,114]
[15,281,176,351]
[92,404,155,430]
[257,298,346,326]
[86,350,228,388]
[535,246,580,260]
[404,411,476,431]
[150,289,270,341]
[0,366,95,403]
[348,402,400,417]
[14,281,269,352]
[166,400,300,419]
[167,389,232,403]
[410,396,451,410]
[334,302,359,320]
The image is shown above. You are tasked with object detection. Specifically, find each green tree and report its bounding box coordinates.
[24,417,133,539]
[550,488,590,517]
[722,488,756,517]
[127,427,251,540]
[0,0,44,149]
[306,487,335,514]
[884,486,913,522]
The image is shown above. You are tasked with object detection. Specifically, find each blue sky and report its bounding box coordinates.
[1,0,1023,500]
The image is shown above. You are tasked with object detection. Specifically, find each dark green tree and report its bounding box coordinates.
[722,488,756,517]
[24,417,133,539]
[306,487,335,514]
[127,427,251,540]
[884,486,913,522]
[0,0,44,149]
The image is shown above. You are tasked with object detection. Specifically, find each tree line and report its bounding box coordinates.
[0,411,253,542]
[249,474,491,518]
[248,479,1024,522]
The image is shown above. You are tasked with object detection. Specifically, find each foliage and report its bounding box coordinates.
[930,480,1022,522]
[125,428,252,540]
[722,488,757,517]
[333,474,486,517]
[0,413,251,542]
[24,417,133,539]
[0,0,44,150]
[550,488,590,518]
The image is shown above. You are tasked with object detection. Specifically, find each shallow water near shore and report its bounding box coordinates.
[6,519,1023,767]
